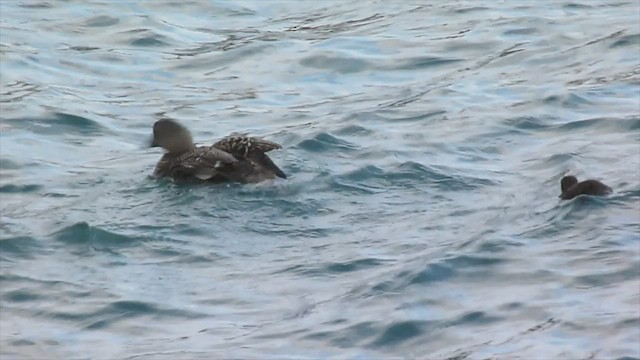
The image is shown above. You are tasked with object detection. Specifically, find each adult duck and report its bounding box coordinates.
[150,119,286,184]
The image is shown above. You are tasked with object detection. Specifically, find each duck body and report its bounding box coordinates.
[150,119,286,184]
[559,175,612,200]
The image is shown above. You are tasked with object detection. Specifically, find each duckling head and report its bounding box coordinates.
[560,175,578,194]
[150,119,194,154]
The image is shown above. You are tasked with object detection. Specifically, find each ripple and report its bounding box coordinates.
[553,116,640,132]
[453,6,489,14]
[304,321,378,348]
[3,289,41,302]
[0,184,43,193]
[10,339,37,346]
[3,112,107,136]
[331,165,385,195]
[406,263,455,285]
[43,300,206,330]
[50,222,139,249]
[386,162,494,191]
[84,15,120,28]
[297,132,360,153]
[0,80,43,104]
[503,115,551,131]
[503,27,538,36]
[369,254,508,294]
[128,31,173,47]
[375,110,447,122]
[329,161,495,194]
[446,311,503,327]
[563,2,593,9]
[610,33,640,48]
[18,2,52,9]
[370,320,425,347]
[572,262,640,287]
[0,158,22,170]
[0,274,81,289]
[286,13,385,38]
[277,257,387,277]
[332,124,374,137]
[300,53,371,74]
[0,236,40,260]
[323,259,376,275]
[390,56,462,70]
[108,300,156,314]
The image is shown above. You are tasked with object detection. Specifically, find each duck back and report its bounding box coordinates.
[560,179,612,200]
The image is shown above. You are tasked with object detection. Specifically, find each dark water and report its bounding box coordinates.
[1,1,639,359]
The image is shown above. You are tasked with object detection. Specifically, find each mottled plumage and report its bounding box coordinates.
[559,175,612,200]
[150,119,286,184]
[214,136,282,157]
[213,136,287,179]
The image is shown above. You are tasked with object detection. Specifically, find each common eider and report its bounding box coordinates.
[149,119,286,184]
[559,175,612,200]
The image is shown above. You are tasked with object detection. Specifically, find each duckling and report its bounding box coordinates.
[149,119,286,184]
[559,175,612,200]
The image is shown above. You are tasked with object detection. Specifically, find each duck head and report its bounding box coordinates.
[150,119,194,154]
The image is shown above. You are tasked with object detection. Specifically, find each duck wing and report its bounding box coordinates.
[213,136,287,179]
[248,152,287,179]
[155,146,238,181]
[179,146,238,167]
[213,136,282,158]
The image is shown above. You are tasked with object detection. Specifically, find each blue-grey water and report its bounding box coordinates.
[1,1,639,359]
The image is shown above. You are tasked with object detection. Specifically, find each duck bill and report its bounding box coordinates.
[149,136,159,148]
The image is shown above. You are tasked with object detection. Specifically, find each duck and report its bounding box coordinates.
[149,118,286,184]
[559,175,612,200]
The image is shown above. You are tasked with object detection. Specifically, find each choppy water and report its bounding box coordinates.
[1,1,639,359]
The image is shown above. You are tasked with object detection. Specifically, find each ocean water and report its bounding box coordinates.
[1,0,639,359]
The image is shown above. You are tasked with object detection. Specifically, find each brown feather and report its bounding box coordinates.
[213,137,282,158]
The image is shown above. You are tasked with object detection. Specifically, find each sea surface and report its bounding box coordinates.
[1,1,639,359]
